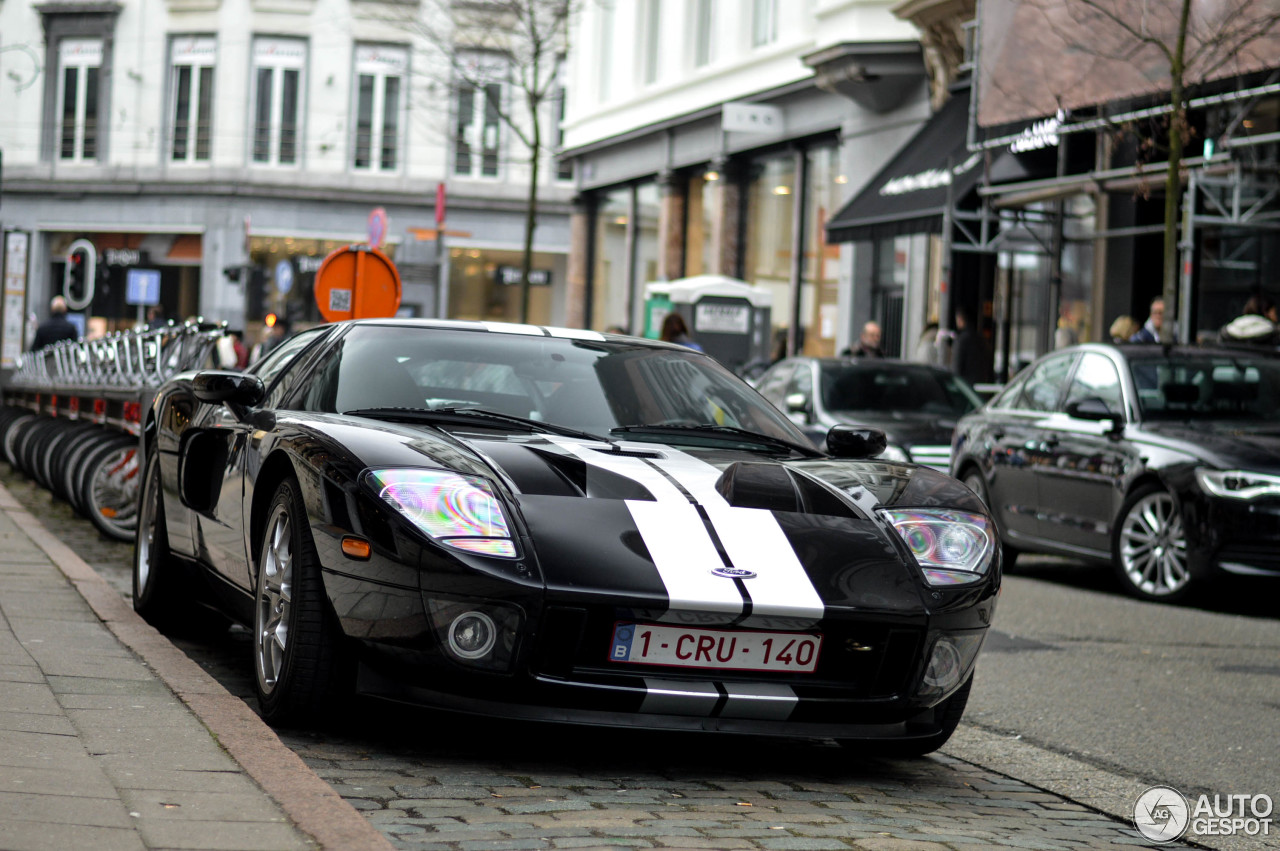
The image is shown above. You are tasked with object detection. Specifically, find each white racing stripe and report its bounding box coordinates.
[627,500,744,615]
[722,683,798,720]
[540,437,823,624]
[640,679,718,716]
[650,451,825,624]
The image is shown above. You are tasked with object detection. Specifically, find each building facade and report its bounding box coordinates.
[0,0,573,367]
[560,0,937,364]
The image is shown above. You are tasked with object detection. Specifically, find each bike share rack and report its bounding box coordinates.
[0,321,227,542]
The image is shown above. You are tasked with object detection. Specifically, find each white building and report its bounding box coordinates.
[0,0,573,363]
[559,0,966,360]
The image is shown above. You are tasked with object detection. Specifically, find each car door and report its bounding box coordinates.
[190,328,330,589]
[1033,351,1134,556]
[982,353,1078,545]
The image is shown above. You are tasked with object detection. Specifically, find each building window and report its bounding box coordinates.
[693,0,715,67]
[555,83,573,181]
[454,54,506,179]
[752,0,777,48]
[353,45,406,172]
[251,37,306,166]
[638,0,661,85]
[58,39,102,162]
[170,36,215,163]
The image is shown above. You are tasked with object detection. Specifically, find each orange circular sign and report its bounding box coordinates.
[314,245,402,322]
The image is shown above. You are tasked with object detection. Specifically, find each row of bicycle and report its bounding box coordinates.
[0,406,139,541]
[0,321,234,543]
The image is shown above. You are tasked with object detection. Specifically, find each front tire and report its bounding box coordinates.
[254,476,350,725]
[1112,484,1193,602]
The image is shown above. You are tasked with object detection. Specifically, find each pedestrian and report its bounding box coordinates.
[30,295,80,351]
[1129,296,1165,343]
[659,313,703,352]
[913,322,939,364]
[841,321,884,358]
[951,309,993,384]
[145,305,168,330]
[1220,294,1280,346]
[1109,315,1140,343]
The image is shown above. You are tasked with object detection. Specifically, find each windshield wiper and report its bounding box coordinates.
[342,407,606,442]
[609,424,821,457]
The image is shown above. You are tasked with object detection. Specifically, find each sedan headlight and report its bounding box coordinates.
[367,469,517,558]
[878,443,910,463]
[879,509,995,586]
[1195,468,1280,501]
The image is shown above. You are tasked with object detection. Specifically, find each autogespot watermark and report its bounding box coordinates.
[1133,785,1273,843]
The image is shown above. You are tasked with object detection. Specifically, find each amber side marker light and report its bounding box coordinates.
[341,537,372,560]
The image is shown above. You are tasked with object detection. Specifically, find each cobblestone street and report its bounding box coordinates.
[2,465,1190,850]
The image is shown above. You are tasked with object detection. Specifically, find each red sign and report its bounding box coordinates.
[435,183,447,229]
[314,245,402,322]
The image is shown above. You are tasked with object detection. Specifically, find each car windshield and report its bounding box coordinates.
[819,363,982,415]
[297,325,812,447]
[1129,353,1280,421]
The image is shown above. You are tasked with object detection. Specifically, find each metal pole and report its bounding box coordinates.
[1179,168,1197,343]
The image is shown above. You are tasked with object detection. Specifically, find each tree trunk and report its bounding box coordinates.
[1161,0,1193,344]
[520,118,542,324]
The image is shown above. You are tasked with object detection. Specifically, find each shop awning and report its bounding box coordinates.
[826,87,984,244]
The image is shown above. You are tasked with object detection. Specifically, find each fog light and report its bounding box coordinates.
[915,631,987,704]
[448,611,497,660]
[923,637,963,691]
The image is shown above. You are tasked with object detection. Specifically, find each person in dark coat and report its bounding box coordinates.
[951,310,993,384]
[30,296,80,351]
[1129,297,1165,343]
[841,321,884,358]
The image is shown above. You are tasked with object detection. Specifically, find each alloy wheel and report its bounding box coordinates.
[256,504,295,695]
[1117,491,1189,597]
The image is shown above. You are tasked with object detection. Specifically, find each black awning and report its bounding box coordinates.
[826,88,983,244]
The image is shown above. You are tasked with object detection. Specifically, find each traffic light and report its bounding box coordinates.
[245,266,268,321]
[63,239,96,310]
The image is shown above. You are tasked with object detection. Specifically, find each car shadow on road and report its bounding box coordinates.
[1009,555,1278,619]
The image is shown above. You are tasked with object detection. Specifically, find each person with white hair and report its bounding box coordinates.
[30,295,80,351]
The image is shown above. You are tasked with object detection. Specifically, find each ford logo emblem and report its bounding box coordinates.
[712,567,756,579]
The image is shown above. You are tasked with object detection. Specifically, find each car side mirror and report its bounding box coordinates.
[194,370,266,410]
[826,425,888,459]
[1064,397,1116,422]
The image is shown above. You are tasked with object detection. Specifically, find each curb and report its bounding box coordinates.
[0,484,395,851]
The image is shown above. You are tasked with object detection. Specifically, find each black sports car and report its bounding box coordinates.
[952,342,1280,602]
[135,319,1000,753]
[755,357,984,472]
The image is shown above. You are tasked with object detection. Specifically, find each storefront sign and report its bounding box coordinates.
[880,152,982,197]
[695,303,750,334]
[1009,110,1066,154]
[105,248,141,266]
[723,102,784,134]
[495,266,551,286]
[2,231,30,368]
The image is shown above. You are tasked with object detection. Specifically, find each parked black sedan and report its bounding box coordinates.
[134,319,1001,753]
[754,357,985,472]
[952,342,1280,601]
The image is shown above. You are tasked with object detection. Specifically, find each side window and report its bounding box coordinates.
[755,364,795,407]
[1064,353,1123,413]
[254,327,329,407]
[1013,355,1076,412]
[785,366,812,403]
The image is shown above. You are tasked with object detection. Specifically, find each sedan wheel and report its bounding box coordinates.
[253,477,350,725]
[1113,486,1192,602]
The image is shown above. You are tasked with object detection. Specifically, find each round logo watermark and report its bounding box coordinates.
[1134,786,1191,843]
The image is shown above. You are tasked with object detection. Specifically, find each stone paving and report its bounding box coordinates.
[0,465,1200,851]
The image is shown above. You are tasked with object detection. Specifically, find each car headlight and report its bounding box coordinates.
[367,469,517,558]
[879,509,995,586]
[1195,468,1280,501]
[878,443,910,463]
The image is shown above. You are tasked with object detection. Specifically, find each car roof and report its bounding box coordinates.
[332,317,676,347]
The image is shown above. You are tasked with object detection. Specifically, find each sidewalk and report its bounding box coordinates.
[0,484,394,851]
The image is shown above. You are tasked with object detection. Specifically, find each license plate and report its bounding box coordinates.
[609,623,822,673]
